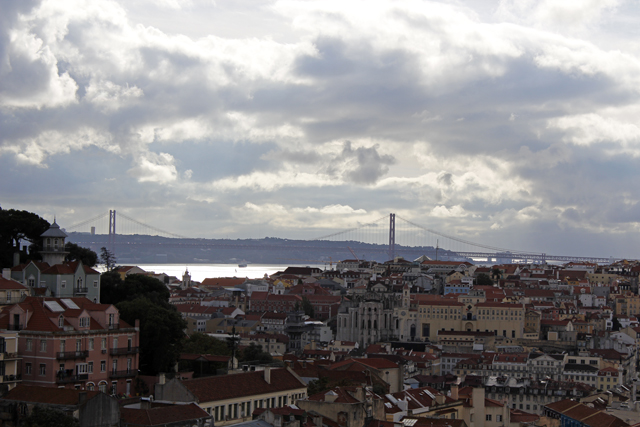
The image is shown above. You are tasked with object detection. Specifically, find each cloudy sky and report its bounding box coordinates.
[2,0,640,258]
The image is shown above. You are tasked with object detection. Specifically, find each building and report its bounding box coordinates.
[0,297,139,394]
[154,367,308,426]
[0,331,22,393]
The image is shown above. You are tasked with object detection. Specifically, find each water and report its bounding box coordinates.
[135,263,326,282]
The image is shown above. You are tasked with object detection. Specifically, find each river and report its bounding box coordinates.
[135,263,327,282]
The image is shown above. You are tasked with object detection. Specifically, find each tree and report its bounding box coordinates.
[475,273,493,287]
[612,317,622,331]
[117,297,186,375]
[65,242,98,267]
[100,247,117,271]
[0,208,50,266]
[182,333,230,356]
[101,273,170,307]
[240,342,273,364]
[301,296,315,318]
[22,406,79,427]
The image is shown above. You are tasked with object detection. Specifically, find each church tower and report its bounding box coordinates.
[182,268,191,289]
[40,219,69,265]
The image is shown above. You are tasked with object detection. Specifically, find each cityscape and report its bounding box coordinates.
[0,210,640,427]
[3,1,640,427]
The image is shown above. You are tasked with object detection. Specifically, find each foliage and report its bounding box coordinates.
[0,208,50,266]
[372,383,387,396]
[302,296,315,318]
[100,246,117,271]
[307,376,329,396]
[182,333,231,356]
[65,242,98,267]
[22,406,79,427]
[117,297,187,375]
[240,342,273,364]
[475,273,493,287]
[491,268,501,280]
[134,377,150,396]
[101,273,170,307]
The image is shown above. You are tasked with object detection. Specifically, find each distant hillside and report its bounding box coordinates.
[67,233,464,265]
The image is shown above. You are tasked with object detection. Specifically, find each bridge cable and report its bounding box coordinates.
[116,212,188,239]
[66,212,109,232]
[396,215,541,255]
[311,215,390,241]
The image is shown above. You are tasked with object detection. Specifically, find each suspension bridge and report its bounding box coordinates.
[63,210,618,264]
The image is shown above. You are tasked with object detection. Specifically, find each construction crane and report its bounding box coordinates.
[347,247,359,262]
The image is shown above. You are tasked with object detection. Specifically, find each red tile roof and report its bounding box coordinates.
[182,368,306,403]
[2,384,100,405]
[121,403,210,426]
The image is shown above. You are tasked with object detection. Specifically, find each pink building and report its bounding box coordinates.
[0,297,139,395]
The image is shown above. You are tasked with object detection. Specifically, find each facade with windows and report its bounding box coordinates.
[0,331,22,393]
[0,297,139,394]
[154,367,308,426]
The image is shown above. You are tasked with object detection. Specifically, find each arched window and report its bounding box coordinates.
[98,381,108,393]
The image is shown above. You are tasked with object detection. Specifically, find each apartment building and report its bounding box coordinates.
[0,297,139,394]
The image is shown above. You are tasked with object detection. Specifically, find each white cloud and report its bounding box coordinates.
[128,152,178,183]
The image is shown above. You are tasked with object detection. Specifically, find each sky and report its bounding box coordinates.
[2,0,640,258]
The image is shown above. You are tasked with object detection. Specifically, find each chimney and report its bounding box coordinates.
[159,373,166,385]
[2,268,10,280]
[264,367,271,384]
[450,384,459,400]
[13,252,20,267]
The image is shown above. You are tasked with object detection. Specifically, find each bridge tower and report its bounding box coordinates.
[388,213,396,261]
[108,210,116,252]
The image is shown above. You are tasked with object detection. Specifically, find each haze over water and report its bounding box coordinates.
[137,263,327,283]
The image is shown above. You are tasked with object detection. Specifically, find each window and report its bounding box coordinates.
[88,362,94,373]
[25,363,31,375]
[26,339,32,351]
[497,415,503,422]
[101,338,107,350]
[39,364,46,375]
[89,338,94,351]
[60,341,66,352]
[486,415,492,421]
[111,381,117,395]
[93,280,98,288]
[76,339,82,351]
[99,381,107,393]
[101,361,106,372]
[40,340,47,352]
[59,316,64,328]
[61,280,66,289]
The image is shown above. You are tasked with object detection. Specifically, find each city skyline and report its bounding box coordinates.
[2,1,640,258]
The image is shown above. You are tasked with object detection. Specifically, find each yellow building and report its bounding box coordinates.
[399,298,526,342]
[155,367,307,426]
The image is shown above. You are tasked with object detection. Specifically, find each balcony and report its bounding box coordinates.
[7,324,22,331]
[57,371,89,384]
[109,369,136,379]
[2,374,21,383]
[110,347,139,356]
[74,287,89,295]
[0,352,18,360]
[57,350,89,360]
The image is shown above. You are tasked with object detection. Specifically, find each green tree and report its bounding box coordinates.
[65,242,98,267]
[302,296,315,318]
[182,333,231,356]
[22,406,79,427]
[307,376,329,396]
[117,297,186,375]
[100,246,117,271]
[240,342,273,364]
[0,208,50,266]
[475,273,493,287]
[101,273,170,307]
